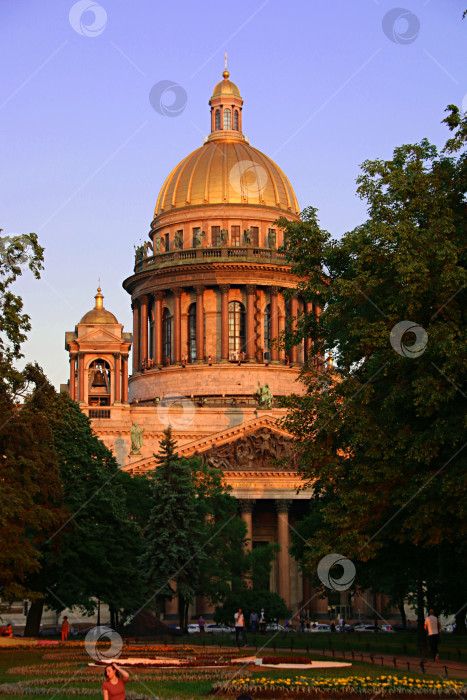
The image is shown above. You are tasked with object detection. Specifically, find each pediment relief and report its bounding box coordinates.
[194,427,297,472]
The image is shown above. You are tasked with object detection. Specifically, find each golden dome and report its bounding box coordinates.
[79,287,118,325]
[211,75,241,99]
[154,140,299,215]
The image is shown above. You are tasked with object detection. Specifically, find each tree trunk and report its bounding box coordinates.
[398,601,407,629]
[24,599,44,637]
[416,577,426,654]
[455,609,467,635]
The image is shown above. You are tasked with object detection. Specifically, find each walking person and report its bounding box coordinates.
[198,615,205,633]
[424,609,441,661]
[259,608,266,635]
[250,610,258,635]
[234,608,248,648]
[60,616,69,642]
[102,662,129,700]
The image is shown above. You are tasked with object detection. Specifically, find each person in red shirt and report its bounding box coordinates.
[61,616,69,642]
[102,663,129,700]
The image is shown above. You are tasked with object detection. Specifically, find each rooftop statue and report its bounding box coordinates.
[130,422,144,455]
[254,381,273,409]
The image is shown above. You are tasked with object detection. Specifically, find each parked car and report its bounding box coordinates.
[187,624,200,634]
[381,624,396,633]
[353,624,378,633]
[335,624,353,632]
[443,624,455,633]
[204,623,233,634]
[308,624,332,633]
[38,625,79,637]
[265,622,297,633]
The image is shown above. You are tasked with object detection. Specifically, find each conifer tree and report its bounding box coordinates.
[139,427,205,627]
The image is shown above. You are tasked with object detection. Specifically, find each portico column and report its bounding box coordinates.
[114,354,121,402]
[132,302,140,373]
[289,297,299,364]
[246,284,256,361]
[121,355,129,402]
[78,354,85,402]
[275,499,292,608]
[239,499,255,552]
[195,286,205,362]
[305,302,313,363]
[140,295,149,368]
[173,288,182,363]
[69,354,76,400]
[220,285,230,361]
[270,286,279,363]
[154,292,164,366]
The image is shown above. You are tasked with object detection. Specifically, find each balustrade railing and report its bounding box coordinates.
[135,246,286,272]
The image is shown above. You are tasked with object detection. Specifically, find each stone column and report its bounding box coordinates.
[289,297,299,364]
[220,285,230,361]
[195,285,205,362]
[275,499,292,608]
[121,356,129,402]
[114,354,121,402]
[305,302,313,363]
[269,286,279,363]
[132,302,139,373]
[78,354,85,403]
[140,295,149,368]
[239,499,255,552]
[246,284,256,361]
[173,288,182,363]
[154,292,163,366]
[69,354,76,401]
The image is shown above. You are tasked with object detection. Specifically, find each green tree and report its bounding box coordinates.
[139,427,205,628]
[277,107,466,645]
[21,368,145,635]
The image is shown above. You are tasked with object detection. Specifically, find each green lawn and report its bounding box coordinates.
[0,643,463,700]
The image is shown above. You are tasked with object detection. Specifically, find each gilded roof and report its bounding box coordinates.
[154,140,300,216]
[79,287,118,324]
[211,78,241,99]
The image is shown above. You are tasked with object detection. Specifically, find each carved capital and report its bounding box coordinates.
[172,287,183,297]
[154,291,164,302]
[246,284,257,295]
[195,285,206,296]
[275,499,292,513]
[238,498,256,514]
[219,284,230,295]
[268,286,279,296]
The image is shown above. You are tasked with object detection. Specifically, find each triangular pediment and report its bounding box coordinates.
[77,327,122,343]
[125,415,297,474]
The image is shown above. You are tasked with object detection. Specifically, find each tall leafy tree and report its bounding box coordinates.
[277,107,466,643]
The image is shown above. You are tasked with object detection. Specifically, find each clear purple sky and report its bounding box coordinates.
[1,0,465,388]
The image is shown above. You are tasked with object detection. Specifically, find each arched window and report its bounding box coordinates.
[229,301,245,358]
[224,108,231,129]
[215,109,221,130]
[88,359,111,406]
[188,303,196,363]
[234,110,239,130]
[162,308,172,364]
[264,304,271,356]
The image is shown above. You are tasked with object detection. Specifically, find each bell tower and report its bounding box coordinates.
[65,287,132,413]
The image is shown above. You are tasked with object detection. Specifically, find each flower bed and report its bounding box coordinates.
[213,675,467,696]
[262,656,312,665]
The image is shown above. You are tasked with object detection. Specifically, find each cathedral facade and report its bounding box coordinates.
[65,70,389,623]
